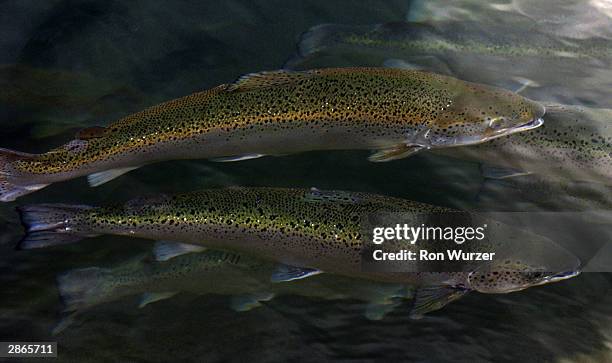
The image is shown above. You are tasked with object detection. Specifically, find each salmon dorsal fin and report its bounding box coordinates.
[75,126,107,140]
[227,70,314,92]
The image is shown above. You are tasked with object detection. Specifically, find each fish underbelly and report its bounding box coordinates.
[131,229,443,284]
[39,124,399,184]
[147,125,402,159]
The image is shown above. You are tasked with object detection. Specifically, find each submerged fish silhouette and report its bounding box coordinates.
[435,104,612,185]
[53,246,413,334]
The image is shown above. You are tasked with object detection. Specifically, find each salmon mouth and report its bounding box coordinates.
[406,102,546,149]
[538,269,581,285]
[526,269,581,288]
[509,117,545,134]
[473,269,581,294]
[502,100,547,135]
[423,116,545,149]
[478,116,545,143]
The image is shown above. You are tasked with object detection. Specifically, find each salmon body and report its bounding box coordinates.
[286,21,612,106]
[0,67,544,201]
[18,187,579,301]
[57,248,412,320]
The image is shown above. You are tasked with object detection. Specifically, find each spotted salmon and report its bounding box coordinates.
[56,246,412,322]
[17,187,579,316]
[0,67,544,201]
[285,22,612,105]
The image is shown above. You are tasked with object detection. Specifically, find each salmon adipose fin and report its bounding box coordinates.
[0,148,49,202]
[17,204,97,249]
[75,126,108,140]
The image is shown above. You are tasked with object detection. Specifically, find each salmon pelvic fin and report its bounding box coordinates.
[0,147,48,202]
[16,203,98,250]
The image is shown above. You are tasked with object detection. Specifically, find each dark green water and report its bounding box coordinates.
[1,1,611,362]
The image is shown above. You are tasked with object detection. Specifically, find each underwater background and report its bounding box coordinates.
[1,1,612,361]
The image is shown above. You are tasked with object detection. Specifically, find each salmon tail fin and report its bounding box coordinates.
[296,24,338,56]
[284,24,353,69]
[16,204,97,250]
[0,147,48,202]
[56,267,111,312]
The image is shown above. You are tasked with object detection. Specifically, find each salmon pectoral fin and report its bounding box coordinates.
[408,286,469,319]
[480,163,531,179]
[0,148,49,202]
[230,292,275,312]
[138,292,178,308]
[368,144,426,162]
[87,166,140,187]
[364,300,403,321]
[209,154,265,162]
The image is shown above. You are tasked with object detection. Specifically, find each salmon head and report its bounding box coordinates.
[465,228,580,294]
[417,80,546,148]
